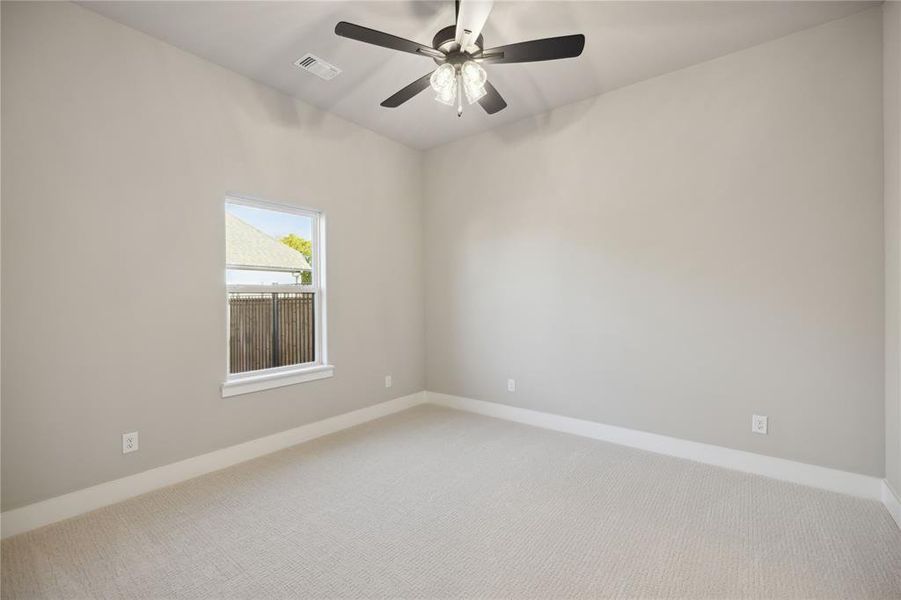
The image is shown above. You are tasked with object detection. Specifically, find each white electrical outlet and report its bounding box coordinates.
[751,415,768,435]
[122,431,139,454]
[385,375,392,388]
[507,378,516,392]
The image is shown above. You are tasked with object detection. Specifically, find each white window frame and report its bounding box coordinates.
[221,193,332,398]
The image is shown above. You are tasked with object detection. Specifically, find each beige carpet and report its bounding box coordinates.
[2,404,900,599]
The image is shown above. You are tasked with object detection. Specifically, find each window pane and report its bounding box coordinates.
[228,292,316,374]
[225,203,314,283]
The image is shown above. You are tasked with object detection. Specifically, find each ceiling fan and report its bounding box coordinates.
[334,0,585,117]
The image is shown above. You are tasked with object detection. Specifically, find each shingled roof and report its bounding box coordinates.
[226,212,311,272]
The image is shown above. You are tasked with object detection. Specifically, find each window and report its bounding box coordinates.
[221,195,331,397]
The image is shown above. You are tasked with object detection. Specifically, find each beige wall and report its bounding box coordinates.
[886,0,901,494]
[424,9,885,476]
[0,2,425,510]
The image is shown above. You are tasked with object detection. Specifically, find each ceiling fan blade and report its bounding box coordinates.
[478,81,507,115]
[455,0,493,51]
[479,34,585,64]
[335,22,444,59]
[381,72,435,108]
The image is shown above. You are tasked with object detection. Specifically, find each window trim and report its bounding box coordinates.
[222,364,335,398]
[222,193,331,397]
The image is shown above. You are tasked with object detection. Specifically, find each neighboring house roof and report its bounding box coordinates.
[226,212,311,271]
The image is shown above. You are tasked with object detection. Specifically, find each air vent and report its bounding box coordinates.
[293,53,341,80]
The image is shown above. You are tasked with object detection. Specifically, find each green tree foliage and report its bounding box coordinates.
[280,233,313,285]
[280,234,312,262]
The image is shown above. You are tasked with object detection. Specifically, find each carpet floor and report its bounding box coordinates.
[2,404,900,599]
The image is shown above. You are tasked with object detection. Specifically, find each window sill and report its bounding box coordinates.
[221,365,335,398]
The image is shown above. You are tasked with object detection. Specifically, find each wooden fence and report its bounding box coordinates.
[228,292,315,374]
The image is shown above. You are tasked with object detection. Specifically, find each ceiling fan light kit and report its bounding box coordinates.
[429,61,487,116]
[334,0,585,118]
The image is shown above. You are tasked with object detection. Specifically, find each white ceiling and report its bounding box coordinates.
[81,1,877,150]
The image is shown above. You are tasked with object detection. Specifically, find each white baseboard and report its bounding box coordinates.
[882,480,901,530]
[4,390,893,539]
[426,392,883,501]
[0,391,427,539]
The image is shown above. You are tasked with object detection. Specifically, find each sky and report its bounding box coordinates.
[226,202,312,240]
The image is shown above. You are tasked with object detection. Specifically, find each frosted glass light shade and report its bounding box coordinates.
[430,64,458,106]
[461,61,487,104]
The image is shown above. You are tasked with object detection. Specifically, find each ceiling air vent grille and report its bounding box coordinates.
[293,54,341,80]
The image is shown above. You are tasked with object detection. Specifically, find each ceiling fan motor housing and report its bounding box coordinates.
[432,25,483,63]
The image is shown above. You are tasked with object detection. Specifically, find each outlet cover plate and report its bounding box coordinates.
[122,431,139,454]
[751,415,768,435]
